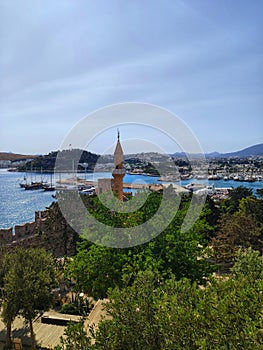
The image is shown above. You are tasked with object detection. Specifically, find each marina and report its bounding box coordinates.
[1,169,263,230]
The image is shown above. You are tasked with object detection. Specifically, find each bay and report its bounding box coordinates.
[0,169,262,229]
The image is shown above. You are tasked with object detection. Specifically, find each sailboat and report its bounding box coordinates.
[20,174,28,188]
[20,166,44,190]
[43,173,55,191]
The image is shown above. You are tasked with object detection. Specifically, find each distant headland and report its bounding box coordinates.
[0,143,262,173]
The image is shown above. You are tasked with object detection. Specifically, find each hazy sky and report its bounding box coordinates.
[1,0,262,155]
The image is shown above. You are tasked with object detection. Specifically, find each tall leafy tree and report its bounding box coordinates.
[66,191,216,299]
[2,248,56,349]
[223,186,253,214]
[1,251,21,348]
[63,256,262,349]
[212,194,263,267]
[65,244,125,299]
[95,254,263,349]
[54,321,92,350]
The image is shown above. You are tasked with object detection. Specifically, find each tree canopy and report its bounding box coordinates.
[1,248,56,349]
[58,249,263,349]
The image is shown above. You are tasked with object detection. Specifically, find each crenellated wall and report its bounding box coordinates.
[0,210,49,243]
[0,205,78,257]
[0,227,13,242]
[14,221,37,239]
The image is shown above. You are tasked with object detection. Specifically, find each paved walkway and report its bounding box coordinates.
[0,314,65,349]
[0,300,109,349]
[85,299,110,344]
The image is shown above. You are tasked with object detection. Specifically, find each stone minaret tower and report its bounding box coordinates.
[112,130,125,200]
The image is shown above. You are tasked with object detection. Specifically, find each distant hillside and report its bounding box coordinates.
[17,149,99,172]
[222,143,263,157]
[0,152,37,161]
[171,143,263,158]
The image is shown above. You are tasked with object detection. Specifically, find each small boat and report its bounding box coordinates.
[43,184,55,191]
[80,188,95,195]
[244,176,256,183]
[208,174,221,180]
[234,175,244,181]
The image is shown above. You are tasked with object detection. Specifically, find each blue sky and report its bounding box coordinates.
[0,0,262,155]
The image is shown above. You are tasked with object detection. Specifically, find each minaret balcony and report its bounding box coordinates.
[112,168,126,175]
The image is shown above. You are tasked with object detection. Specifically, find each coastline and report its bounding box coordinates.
[1,170,263,230]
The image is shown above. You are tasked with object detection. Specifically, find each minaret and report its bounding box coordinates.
[112,130,125,200]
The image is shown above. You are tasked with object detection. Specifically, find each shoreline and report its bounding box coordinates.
[1,171,263,230]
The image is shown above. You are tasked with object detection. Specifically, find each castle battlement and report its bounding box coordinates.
[0,209,50,244]
[1,205,77,257]
[0,227,13,243]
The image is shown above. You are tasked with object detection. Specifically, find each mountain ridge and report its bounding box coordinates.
[1,143,262,161]
[221,143,263,157]
[0,152,38,161]
[171,143,263,158]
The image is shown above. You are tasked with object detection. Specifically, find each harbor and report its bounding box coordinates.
[1,169,263,230]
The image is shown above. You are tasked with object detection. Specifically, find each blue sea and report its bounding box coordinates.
[0,169,262,229]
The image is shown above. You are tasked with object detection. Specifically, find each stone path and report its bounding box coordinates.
[0,314,65,349]
[0,300,109,349]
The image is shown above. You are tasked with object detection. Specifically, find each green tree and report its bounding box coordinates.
[224,186,253,214]
[57,253,263,349]
[212,196,263,267]
[65,244,124,299]
[67,191,216,299]
[1,252,21,348]
[94,270,164,350]
[54,321,92,350]
[2,248,56,349]
[93,266,263,349]
[231,247,263,280]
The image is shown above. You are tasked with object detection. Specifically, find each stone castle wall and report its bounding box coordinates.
[0,210,48,243]
[14,221,37,239]
[0,227,13,242]
[0,206,77,257]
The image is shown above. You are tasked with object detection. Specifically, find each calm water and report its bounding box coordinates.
[0,169,262,229]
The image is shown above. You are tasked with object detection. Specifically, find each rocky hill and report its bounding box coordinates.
[0,152,37,161]
[17,149,99,172]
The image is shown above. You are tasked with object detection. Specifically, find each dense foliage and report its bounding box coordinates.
[65,191,219,298]
[65,187,262,299]
[1,248,56,349]
[1,186,262,349]
[57,186,263,349]
[57,249,263,349]
[212,188,263,265]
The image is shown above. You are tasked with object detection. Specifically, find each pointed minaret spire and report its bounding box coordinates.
[112,129,125,200]
[114,129,124,168]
